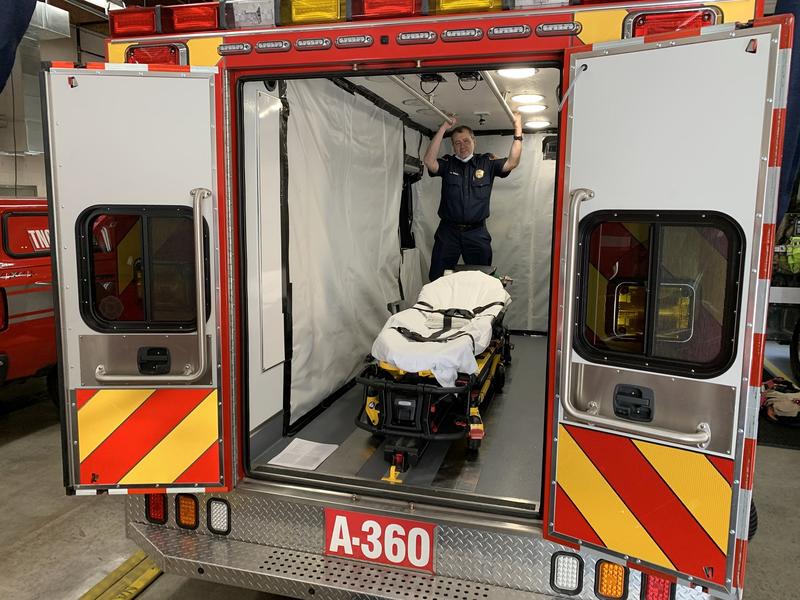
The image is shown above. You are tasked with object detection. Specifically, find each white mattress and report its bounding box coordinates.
[371,271,511,386]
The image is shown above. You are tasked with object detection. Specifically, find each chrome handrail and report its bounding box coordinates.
[558,188,711,448]
[95,187,210,383]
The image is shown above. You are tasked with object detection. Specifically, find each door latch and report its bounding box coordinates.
[137,347,171,375]
[613,384,654,422]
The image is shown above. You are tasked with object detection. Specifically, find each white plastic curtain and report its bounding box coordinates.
[410,133,556,331]
[286,79,404,423]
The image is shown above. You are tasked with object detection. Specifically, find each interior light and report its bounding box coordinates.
[595,560,628,599]
[511,93,544,103]
[550,552,583,594]
[518,104,546,114]
[524,120,551,129]
[497,68,537,79]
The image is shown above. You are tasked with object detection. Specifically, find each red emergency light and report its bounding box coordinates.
[641,573,676,600]
[162,3,221,33]
[631,9,714,37]
[109,7,158,36]
[352,0,422,19]
[126,44,183,65]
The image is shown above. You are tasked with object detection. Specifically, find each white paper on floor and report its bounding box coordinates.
[267,438,339,470]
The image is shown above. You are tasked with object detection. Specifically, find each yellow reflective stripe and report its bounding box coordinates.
[78,389,154,461]
[575,9,629,45]
[107,42,133,64]
[634,440,731,553]
[186,37,223,67]
[557,426,675,569]
[710,0,757,25]
[119,391,218,484]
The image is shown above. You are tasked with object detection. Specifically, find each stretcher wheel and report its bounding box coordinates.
[494,364,506,392]
[466,438,481,461]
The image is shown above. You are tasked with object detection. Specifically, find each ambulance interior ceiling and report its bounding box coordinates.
[243,68,559,513]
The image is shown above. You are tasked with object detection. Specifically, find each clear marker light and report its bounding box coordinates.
[207,498,231,534]
[551,552,582,594]
[497,68,537,79]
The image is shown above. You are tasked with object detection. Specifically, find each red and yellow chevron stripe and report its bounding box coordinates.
[75,388,220,487]
[555,424,732,585]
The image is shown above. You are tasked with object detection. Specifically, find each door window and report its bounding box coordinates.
[78,206,207,331]
[577,212,743,377]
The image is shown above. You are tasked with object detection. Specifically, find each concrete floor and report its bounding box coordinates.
[1,378,797,600]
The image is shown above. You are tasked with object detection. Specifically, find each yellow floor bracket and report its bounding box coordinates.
[382,465,404,484]
[80,550,162,600]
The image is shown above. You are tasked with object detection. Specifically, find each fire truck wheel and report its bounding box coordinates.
[749,500,758,541]
[46,369,60,410]
[790,318,800,383]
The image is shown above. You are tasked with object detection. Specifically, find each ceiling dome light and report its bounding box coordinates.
[497,68,537,79]
[511,93,544,103]
[518,104,547,114]
[524,120,551,130]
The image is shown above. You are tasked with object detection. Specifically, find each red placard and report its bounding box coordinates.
[324,508,436,573]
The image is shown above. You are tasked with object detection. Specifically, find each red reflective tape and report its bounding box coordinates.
[750,333,766,389]
[566,425,727,584]
[706,455,735,486]
[733,538,748,589]
[174,442,220,484]
[740,438,757,491]
[50,61,76,69]
[554,483,604,547]
[85,62,106,70]
[148,64,191,73]
[769,109,786,167]
[754,14,794,48]
[759,224,775,280]
[79,388,212,485]
[76,389,98,411]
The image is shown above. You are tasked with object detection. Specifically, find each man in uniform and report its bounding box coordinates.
[423,115,523,280]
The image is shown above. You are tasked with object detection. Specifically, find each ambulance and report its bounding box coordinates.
[40,0,789,597]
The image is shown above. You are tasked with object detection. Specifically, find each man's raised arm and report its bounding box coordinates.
[424,119,453,175]
[502,113,523,173]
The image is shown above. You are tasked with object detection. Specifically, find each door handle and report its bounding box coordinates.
[95,187,211,383]
[558,188,711,448]
[613,384,653,422]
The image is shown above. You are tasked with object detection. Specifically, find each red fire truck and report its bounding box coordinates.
[0,199,57,399]
[41,0,788,598]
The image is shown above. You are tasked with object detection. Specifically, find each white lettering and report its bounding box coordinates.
[361,520,382,560]
[328,515,353,555]
[407,528,430,568]
[384,524,405,564]
[26,230,50,250]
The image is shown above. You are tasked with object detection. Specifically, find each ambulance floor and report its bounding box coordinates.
[252,334,547,509]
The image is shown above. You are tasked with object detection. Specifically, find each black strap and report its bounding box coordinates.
[392,326,476,353]
[412,301,505,320]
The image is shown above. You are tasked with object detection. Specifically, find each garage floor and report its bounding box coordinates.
[1,374,797,600]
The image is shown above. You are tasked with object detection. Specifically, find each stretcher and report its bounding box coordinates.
[356,270,512,481]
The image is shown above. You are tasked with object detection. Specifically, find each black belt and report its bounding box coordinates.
[443,220,484,232]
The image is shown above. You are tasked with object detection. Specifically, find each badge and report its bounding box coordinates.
[475,169,485,179]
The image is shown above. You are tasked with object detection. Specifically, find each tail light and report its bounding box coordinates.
[625,8,719,38]
[550,552,583,595]
[430,0,503,13]
[175,494,199,529]
[144,493,167,524]
[162,3,221,33]
[641,573,676,600]
[352,0,422,19]
[125,44,187,66]
[280,0,346,24]
[595,560,628,599]
[109,7,159,37]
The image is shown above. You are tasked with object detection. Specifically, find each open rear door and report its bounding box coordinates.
[545,19,791,597]
[42,65,227,495]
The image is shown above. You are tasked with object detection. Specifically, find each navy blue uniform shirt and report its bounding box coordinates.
[430,153,509,224]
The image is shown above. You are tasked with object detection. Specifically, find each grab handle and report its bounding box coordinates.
[95,187,210,383]
[557,188,711,448]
